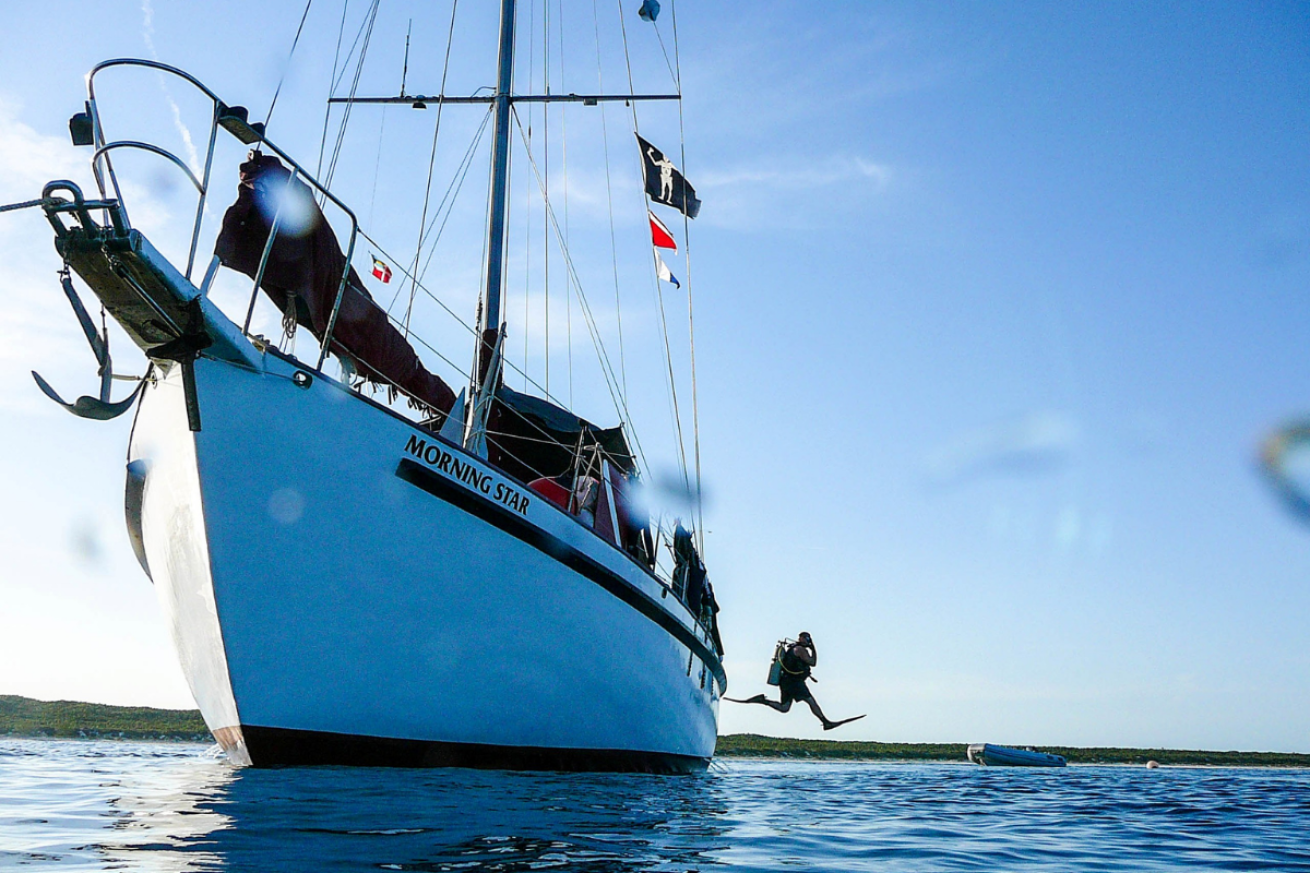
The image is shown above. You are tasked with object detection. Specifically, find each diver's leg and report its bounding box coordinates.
[805,696,833,727]
[735,694,790,712]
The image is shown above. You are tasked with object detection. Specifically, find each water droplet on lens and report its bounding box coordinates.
[268,487,305,524]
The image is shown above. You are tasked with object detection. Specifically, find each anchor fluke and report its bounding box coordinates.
[31,370,144,420]
[32,267,146,421]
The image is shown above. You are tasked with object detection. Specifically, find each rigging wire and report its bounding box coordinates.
[367,19,412,228]
[511,107,652,479]
[365,229,476,338]
[316,0,352,179]
[616,0,691,497]
[415,106,495,288]
[524,0,535,389]
[363,231,630,486]
[543,0,551,396]
[404,0,462,336]
[366,107,388,227]
[378,317,627,491]
[560,0,573,408]
[263,0,316,132]
[389,108,492,312]
[592,0,628,401]
[669,0,705,551]
[355,112,579,433]
[649,231,691,494]
[329,5,376,95]
[324,0,381,192]
[366,18,413,229]
[651,21,678,85]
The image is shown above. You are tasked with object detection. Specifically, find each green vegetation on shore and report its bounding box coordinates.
[716,734,1310,767]
[4,697,1307,767]
[0,695,210,742]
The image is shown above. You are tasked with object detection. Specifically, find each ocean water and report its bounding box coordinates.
[2,740,1308,872]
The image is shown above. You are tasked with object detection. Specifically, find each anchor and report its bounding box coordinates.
[31,267,146,420]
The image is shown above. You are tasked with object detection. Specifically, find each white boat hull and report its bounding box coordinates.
[129,351,722,771]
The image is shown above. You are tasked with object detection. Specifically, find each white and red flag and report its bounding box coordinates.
[371,254,392,284]
[648,209,677,252]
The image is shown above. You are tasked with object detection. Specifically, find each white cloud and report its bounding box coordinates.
[0,100,177,416]
[924,411,1080,485]
[140,0,201,174]
[0,99,88,195]
[0,100,101,414]
[690,154,894,230]
[698,155,892,192]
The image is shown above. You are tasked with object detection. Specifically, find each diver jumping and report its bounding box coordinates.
[727,632,865,730]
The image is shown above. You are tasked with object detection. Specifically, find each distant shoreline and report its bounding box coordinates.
[5,696,1308,767]
[1,695,211,744]
[715,735,1310,768]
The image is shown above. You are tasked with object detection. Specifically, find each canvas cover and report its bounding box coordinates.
[214,152,455,416]
[489,384,636,483]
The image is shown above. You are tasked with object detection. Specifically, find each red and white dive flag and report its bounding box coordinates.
[648,209,677,252]
[371,255,392,284]
[655,251,681,288]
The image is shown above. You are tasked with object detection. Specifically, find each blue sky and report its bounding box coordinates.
[1,1,1308,752]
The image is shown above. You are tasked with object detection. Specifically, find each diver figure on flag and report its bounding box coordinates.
[637,134,701,219]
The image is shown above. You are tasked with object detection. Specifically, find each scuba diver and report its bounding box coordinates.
[727,632,864,730]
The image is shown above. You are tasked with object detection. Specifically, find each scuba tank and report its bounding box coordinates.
[766,639,789,686]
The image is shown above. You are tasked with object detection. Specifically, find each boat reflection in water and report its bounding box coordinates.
[94,745,729,872]
[14,740,1310,872]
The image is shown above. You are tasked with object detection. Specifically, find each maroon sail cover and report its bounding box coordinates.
[214,152,455,416]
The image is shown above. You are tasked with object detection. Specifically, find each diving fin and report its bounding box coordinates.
[822,715,866,730]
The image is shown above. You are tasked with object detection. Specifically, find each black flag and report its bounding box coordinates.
[636,134,701,219]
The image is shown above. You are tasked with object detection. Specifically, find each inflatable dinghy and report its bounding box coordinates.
[967,743,1067,767]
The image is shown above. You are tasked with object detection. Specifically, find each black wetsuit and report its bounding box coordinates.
[778,646,812,704]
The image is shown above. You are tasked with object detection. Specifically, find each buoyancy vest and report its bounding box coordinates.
[779,646,811,681]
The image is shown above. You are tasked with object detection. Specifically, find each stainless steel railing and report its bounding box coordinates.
[82,59,359,367]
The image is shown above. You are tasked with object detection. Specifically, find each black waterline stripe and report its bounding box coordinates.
[395,458,727,691]
[237,724,710,773]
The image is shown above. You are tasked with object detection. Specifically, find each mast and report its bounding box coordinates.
[475,0,517,396]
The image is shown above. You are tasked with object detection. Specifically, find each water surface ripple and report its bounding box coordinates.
[2,739,1308,871]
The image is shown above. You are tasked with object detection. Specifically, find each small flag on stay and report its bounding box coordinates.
[371,255,392,284]
[649,210,677,251]
[655,251,681,288]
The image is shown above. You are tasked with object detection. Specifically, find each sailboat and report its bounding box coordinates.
[18,0,724,772]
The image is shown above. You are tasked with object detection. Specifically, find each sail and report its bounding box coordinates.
[214,153,456,417]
